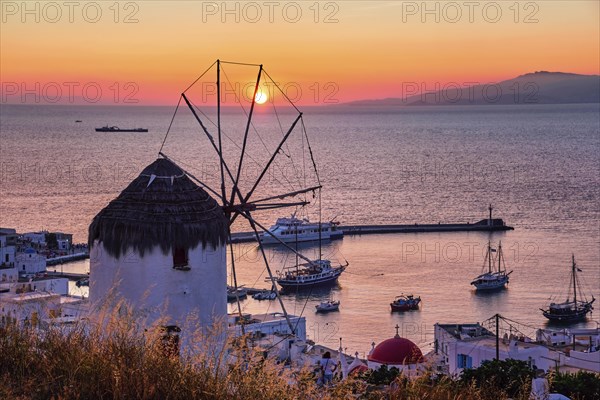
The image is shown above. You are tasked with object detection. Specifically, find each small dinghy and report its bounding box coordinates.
[316,300,340,313]
[252,290,277,300]
[227,286,248,302]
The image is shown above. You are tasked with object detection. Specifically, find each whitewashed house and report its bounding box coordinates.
[23,232,46,246]
[15,248,47,274]
[0,232,16,268]
[434,323,561,374]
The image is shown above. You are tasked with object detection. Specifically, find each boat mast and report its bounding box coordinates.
[295,218,299,272]
[572,254,577,306]
[488,240,492,274]
[497,241,503,273]
[318,187,322,261]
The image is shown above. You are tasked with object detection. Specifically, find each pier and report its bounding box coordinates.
[46,270,88,280]
[46,252,89,266]
[229,218,513,243]
[339,218,513,236]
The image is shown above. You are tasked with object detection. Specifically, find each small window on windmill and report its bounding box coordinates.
[172,247,190,271]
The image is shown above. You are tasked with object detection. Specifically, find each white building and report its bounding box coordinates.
[434,323,600,375]
[0,231,16,268]
[434,323,558,374]
[23,232,46,246]
[0,292,62,325]
[15,248,47,274]
[228,312,306,340]
[88,158,229,346]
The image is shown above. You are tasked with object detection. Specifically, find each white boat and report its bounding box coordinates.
[315,300,340,312]
[259,215,339,244]
[252,290,276,300]
[471,241,512,291]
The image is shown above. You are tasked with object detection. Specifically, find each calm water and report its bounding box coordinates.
[1,103,599,355]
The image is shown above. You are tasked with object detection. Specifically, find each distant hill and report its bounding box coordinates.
[344,72,600,106]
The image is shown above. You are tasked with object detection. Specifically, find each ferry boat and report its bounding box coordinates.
[259,215,339,244]
[541,255,595,322]
[273,259,347,290]
[390,294,421,312]
[471,241,512,291]
[95,125,148,132]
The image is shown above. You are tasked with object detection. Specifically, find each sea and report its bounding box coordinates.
[1,103,599,356]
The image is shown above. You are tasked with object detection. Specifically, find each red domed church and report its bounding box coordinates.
[367,325,426,375]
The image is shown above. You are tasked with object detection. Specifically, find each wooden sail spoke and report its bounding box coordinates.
[244,211,295,334]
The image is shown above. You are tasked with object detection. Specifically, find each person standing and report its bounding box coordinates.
[319,351,337,387]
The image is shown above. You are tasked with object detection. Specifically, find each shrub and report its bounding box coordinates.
[460,358,535,398]
[549,370,600,400]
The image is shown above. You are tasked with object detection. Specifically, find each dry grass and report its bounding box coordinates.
[0,315,529,400]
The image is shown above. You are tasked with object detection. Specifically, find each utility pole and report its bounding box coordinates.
[495,313,500,360]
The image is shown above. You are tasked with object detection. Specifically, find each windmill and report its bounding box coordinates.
[158,60,326,334]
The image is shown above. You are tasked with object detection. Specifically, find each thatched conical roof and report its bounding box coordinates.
[89,158,227,258]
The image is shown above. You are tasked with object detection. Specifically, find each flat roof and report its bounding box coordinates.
[228,312,303,326]
[437,323,494,340]
[0,291,60,303]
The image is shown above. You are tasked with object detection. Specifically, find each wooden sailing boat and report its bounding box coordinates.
[470,241,512,290]
[541,255,595,322]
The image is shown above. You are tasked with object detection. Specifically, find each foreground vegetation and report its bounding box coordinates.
[0,321,598,399]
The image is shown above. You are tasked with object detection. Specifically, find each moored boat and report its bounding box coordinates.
[390,294,421,312]
[541,255,595,323]
[95,125,148,132]
[273,259,347,291]
[227,285,248,302]
[75,277,89,287]
[316,300,340,313]
[259,215,340,244]
[252,290,276,300]
[471,241,512,291]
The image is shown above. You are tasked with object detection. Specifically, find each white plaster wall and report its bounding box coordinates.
[452,341,555,373]
[1,243,15,266]
[15,252,46,273]
[0,294,61,323]
[90,241,226,330]
[565,350,600,372]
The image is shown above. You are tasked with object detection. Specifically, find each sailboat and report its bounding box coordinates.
[471,241,512,290]
[541,255,595,322]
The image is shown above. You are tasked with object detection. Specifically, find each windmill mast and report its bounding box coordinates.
[162,60,325,336]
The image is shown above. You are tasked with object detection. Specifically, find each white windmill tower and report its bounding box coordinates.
[88,158,229,331]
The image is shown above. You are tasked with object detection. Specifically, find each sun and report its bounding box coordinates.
[255,90,268,104]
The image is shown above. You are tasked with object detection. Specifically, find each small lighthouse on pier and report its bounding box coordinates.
[88,158,228,332]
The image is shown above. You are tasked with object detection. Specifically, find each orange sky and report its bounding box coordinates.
[1,1,598,105]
